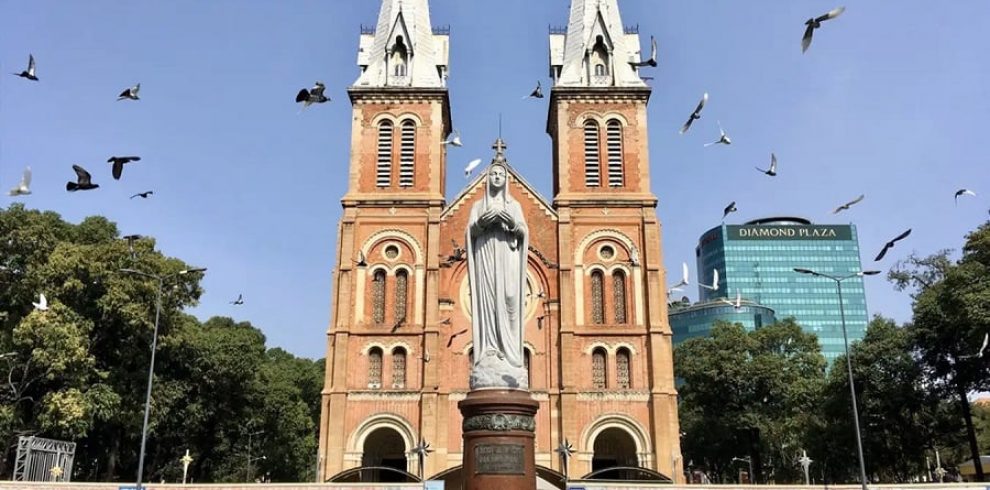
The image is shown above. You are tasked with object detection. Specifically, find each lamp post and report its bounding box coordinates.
[119,267,207,490]
[245,429,264,482]
[798,450,812,485]
[793,268,879,490]
[732,456,754,484]
[180,449,193,485]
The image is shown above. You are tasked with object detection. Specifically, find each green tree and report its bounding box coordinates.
[675,318,826,483]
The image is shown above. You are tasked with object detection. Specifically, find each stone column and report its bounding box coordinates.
[459,390,539,490]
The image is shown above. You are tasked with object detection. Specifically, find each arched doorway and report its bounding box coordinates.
[362,427,407,482]
[592,428,638,479]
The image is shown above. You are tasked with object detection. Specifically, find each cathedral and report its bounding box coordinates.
[317,0,682,486]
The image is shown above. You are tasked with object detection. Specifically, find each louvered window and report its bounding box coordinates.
[376,121,393,187]
[394,270,408,325]
[368,347,383,388]
[606,120,623,187]
[616,348,631,389]
[612,270,627,324]
[591,270,604,324]
[399,121,416,187]
[592,348,607,389]
[392,347,406,388]
[584,121,601,187]
[372,270,386,325]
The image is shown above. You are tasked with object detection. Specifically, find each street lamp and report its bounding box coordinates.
[180,449,193,485]
[245,429,264,482]
[119,266,207,490]
[793,267,879,490]
[798,450,812,485]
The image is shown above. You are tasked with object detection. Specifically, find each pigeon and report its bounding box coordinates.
[722,201,738,221]
[873,229,912,262]
[670,262,689,290]
[720,290,742,311]
[108,156,141,180]
[704,121,732,147]
[699,269,719,291]
[230,293,244,305]
[13,54,38,81]
[755,153,777,176]
[130,191,154,199]
[961,333,989,359]
[832,194,865,214]
[353,250,367,267]
[464,158,483,178]
[295,81,329,108]
[629,35,658,68]
[448,239,466,262]
[117,83,140,101]
[679,93,708,134]
[955,189,976,204]
[8,167,31,196]
[802,7,846,53]
[32,293,48,311]
[66,165,99,191]
[443,130,463,147]
[524,81,544,99]
[447,328,468,348]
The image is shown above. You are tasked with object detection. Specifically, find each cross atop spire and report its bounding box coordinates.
[355,0,449,88]
[548,0,647,88]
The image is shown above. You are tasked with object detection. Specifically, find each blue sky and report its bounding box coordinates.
[2,1,987,360]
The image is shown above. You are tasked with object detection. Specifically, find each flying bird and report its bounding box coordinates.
[802,7,846,53]
[447,328,469,348]
[722,201,738,221]
[464,158,482,178]
[873,229,912,262]
[295,81,329,108]
[629,35,658,68]
[130,191,154,199]
[13,54,38,81]
[524,81,544,99]
[230,294,244,305]
[720,290,743,311]
[443,130,463,147]
[32,293,48,311]
[669,262,689,290]
[107,156,141,180]
[755,153,777,176]
[832,194,865,214]
[448,239,466,262]
[117,83,140,101]
[353,250,367,267]
[679,92,708,134]
[961,333,989,359]
[699,269,719,291]
[955,189,976,204]
[66,165,99,192]
[8,167,31,196]
[704,121,732,147]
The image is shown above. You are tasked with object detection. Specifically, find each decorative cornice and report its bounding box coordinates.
[576,391,650,402]
[348,391,422,401]
[463,413,535,433]
[348,87,450,104]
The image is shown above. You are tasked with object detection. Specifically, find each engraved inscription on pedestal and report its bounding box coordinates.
[474,444,525,475]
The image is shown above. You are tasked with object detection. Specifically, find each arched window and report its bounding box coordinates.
[606,120,624,187]
[612,270,627,324]
[584,120,601,187]
[592,348,607,389]
[394,269,408,324]
[391,36,408,77]
[368,347,383,388]
[398,120,416,187]
[595,64,607,76]
[376,121,393,187]
[372,269,386,325]
[590,270,604,324]
[616,348,631,389]
[392,347,407,388]
[590,35,610,80]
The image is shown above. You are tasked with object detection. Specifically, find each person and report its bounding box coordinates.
[465,162,529,389]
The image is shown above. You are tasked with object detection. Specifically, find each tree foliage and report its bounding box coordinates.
[0,204,323,482]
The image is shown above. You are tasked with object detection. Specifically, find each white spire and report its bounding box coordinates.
[549,0,646,88]
[355,0,449,88]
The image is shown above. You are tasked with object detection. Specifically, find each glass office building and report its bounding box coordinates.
[693,217,869,363]
[669,299,777,346]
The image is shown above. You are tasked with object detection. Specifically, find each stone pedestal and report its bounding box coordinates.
[458,389,539,490]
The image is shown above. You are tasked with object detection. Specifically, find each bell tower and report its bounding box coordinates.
[319,0,452,481]
[547,0,683,481]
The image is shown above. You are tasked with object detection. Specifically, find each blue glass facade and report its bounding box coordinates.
[693,217,869,363]
[669,300,777,346]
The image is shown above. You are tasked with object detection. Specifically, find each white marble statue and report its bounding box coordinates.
[466,162,529,390]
